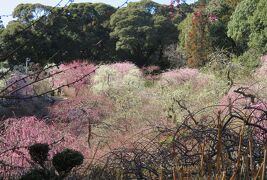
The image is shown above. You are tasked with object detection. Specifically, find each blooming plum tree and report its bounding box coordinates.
[0,116,88,176]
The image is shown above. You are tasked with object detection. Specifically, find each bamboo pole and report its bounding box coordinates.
[254,163,263,180]
[207,160,211,180]
[173,166,177,180]
[230,126,244,180]
[244,154,250,180]
[261,145,267,180]
[221,171,226,180]
[216,111,223,178]
[249,135,254,175]
[199,143,205,177]
[159,166,163,180]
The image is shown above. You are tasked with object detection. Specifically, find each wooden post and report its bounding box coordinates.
[159,166,163,180]
[261,145,267,180]
[230,126,244,180]
[249,135,254,174]
[173,166,177,180]
[254,163,263,180]
[216,111,223,178]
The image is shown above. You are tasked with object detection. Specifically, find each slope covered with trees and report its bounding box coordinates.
[0,0,266,179]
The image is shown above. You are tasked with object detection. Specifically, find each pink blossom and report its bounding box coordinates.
[208,14,218,22]
[109,62,139,76]
[51,60,95,96]
[159,68,199,85]
[0,117,88,175]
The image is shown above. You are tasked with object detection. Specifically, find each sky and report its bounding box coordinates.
[0,0,195,26]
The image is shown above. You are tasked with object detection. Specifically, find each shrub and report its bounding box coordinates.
[109,62,139,76]
[28,143,49,166]
[234,49,261,70]
[52,149,83,177]
[48,92,112,136]
[21,146,84,179]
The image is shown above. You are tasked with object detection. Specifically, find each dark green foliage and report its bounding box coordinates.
[12,3,51,24]
[208,21,236,53]
[29,143,49,166]
[21,145,84,179]
[0,0,265,69]
[52,149,84,176]
[227,0,267,54]
[110,0,178,66]
[206,0,237,53]
[171,3,194,25]
[234,48,261,70]
[20,169,58,180]
[0,3,117,65]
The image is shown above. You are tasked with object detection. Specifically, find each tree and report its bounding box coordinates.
[227,0,266,53]
[205,0,238,52]
[0,3,117,65]
[248,0,267,53]
[178,13,192,53]
[185,0,211,67]
[110,0,177,66]
[0,21,37,64]
[0,16,4,29]
[12,3,51,24]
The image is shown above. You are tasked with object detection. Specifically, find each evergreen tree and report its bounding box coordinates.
[185,0,211,67]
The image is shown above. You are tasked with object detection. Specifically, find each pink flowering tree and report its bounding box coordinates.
[159,68,199,86]
[51,60,96,97]
[0,116,88,176]
[218,86,267,142]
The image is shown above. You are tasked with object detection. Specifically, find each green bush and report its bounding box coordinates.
[52,149,84,176]
[29,143,49,166]
[21,145,84,179]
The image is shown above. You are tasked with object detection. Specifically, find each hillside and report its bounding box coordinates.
[0,0,266,179]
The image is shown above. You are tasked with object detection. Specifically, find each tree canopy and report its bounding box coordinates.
[227,0,267,53]
[0,0,265,68]
[110,0,177,66]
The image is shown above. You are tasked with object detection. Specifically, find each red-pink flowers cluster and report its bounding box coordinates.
[0,117,88,173]
[51,60,96,96]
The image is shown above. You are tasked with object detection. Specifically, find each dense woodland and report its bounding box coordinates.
[0,0,266,179]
